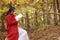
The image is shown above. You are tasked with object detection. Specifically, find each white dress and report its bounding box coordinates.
[18,27,29,40]
[15,13,29,40]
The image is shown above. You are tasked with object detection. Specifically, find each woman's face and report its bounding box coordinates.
[11,9,16,15]
[13,10,16,15]
[14,12,16,15]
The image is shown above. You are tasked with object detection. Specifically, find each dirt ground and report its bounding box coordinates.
[0,25,60,40]
[28,25,60,40]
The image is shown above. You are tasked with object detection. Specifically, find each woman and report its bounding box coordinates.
[5,7,29,40]
[6,7,18,40]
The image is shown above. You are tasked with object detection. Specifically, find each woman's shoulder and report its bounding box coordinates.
[6,13,14,18]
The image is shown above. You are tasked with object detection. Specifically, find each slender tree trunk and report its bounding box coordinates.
[46,0,51,24]
[26,12,30,28]
[42,0,46,24]
[34,11,38,26]
[20,17,24,26]
[56,0,60,22]
[47,13,51,24]
[53,0,58,25]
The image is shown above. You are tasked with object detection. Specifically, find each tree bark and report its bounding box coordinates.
[42,0,46,24]
[46,0,51,24]
[26,12,30,28]
[34,11,38,26]
[56,0,60,22]
[53,0,58,25]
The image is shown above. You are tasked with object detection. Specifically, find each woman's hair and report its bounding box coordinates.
[7,7,15,15]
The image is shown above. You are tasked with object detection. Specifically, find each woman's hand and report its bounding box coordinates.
[5,37,8,40]
[15,13,23,21]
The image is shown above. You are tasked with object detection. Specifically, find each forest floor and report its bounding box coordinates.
[27,25,60,40]
[0,25,60,40]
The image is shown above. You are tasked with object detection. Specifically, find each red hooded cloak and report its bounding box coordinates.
[6,13,18,40]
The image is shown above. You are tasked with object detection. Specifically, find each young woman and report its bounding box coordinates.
[6,7,18,40]
[5,7,29,40]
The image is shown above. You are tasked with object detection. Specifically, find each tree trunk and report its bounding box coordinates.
[46,0,51,24]
[47,13,51,24]
[20,17,24,27]
[26,12,30,28]
[56,0,60,22]
[42,0,46,24]
[53,0,58,25]
[34,11,38,26]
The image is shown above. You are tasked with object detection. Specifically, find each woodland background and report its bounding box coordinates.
[0,0,60,40]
